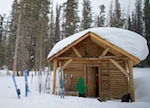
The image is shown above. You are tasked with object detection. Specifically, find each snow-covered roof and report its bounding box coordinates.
[47,27,149,61]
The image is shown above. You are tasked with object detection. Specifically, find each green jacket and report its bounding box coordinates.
[76,78,87,94]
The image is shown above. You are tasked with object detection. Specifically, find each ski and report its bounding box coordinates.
[62,67,65,98]
[44,73,48,93]
[31,73,33,92]
[67,74,73,96]
[24,69,28,97]
[55,68,60,95]
[65,76,69,92]
[38,70,42,94]
[44,72,50,93]
[65,74,67,87]
[58,67,62,98]
[47,72,51,93]
[12,74,21,98]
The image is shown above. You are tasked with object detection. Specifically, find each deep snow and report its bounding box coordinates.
[47,27,149,61]
[0,68,150,108]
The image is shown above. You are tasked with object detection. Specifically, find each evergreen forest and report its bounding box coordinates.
[0,0,149,75]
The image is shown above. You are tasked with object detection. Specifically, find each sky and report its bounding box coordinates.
[0,0,137,18]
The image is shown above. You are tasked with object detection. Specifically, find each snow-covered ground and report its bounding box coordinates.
[0,68,150,108]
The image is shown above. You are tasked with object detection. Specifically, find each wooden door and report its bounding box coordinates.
[87,67,97,97]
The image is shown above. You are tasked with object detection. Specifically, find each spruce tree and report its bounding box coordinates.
[135,0,143,35]
[63,0,80,37]
[131,11,136,32]
[143,0,150,66]
[54,4,61,44]
[97,5,106,27]
[7,0,19,70]
[108,0,114,27]
[128,15,132,31]
[0,15,4,68]
[1,16,10,69]
[8,0,50,73]
[61,6,66,39]
[113,0,124,27]
[49,2,54,51]
[81,0,93,30]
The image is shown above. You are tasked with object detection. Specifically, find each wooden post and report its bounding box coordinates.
[125,62,129,93]
[53,59,57,94]
[128,60,135,102]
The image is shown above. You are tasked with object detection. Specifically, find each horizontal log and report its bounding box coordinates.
[101,94,110,96]
[109,70,126,73]
[109,72,126,74]
[110,85,127,88]
[65,67,84,70]
[110,77,127,79]
[56,56,127,61]
[110,89,127,91]
[110,78,127,81]
[101,71,109,73]
[65,70,84,72]
[110,82,127,84]
[110,92,127,94]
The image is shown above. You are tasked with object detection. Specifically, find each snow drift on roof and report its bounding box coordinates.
[47,27,149,61]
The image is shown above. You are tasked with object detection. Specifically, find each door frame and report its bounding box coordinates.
[84,64,101,98]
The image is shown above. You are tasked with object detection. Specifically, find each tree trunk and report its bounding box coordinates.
[13,0,23,76]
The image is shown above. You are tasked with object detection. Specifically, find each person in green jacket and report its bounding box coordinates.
[76,77,87,97]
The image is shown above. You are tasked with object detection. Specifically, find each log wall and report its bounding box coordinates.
[62,60,128,99]
[100,61,128,99]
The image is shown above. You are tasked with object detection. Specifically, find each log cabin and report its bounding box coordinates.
[47,27,149,102]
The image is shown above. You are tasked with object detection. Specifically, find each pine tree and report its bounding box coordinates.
[96,5,106,27]
[108,0,114,27]
[122,6,127,28]
[143,0,150,66]
[81,0,93,30]
[128,15,132,31]
[135,0,143,35]
[124,5,130,29]
[7,0,19,70]
[54,4,61,44]
[49,1,54,51]
[113,0,124,27]
[36,0,50,71]
[93,14,98,27]
[61,6,66,39]
[1,16,10,69]
[8,0,50,74]
[0,15,4,68]
[131,11,136,32]
[63,0,80,37]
